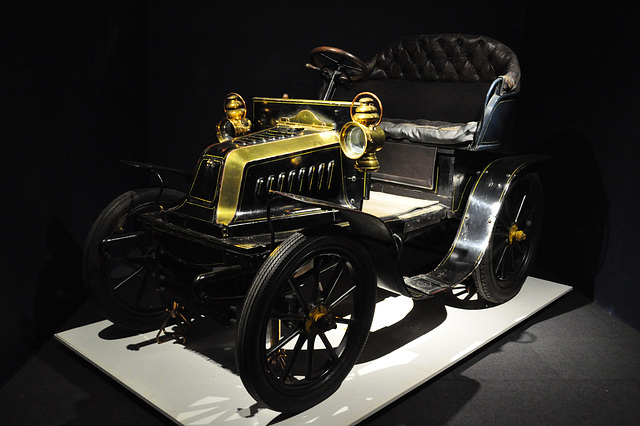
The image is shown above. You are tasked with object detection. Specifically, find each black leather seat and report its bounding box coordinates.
[365,34,520,89]
[336,34,521,146]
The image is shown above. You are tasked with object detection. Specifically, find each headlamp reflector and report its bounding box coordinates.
[340,122,369,159]
[217,119,237,142]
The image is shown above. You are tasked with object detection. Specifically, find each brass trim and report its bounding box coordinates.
[216,131,340,224]
[223,92,247,120]
[276,110,334,130]
[350,92,383,127]
[253,97,354,108]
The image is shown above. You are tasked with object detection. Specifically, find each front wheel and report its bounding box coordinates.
[474,173,543,303]
[83,187,185,331]
[236,232,376,412]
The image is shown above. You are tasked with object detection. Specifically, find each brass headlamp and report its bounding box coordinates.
[339,92,384,172]
[216,92,251,142]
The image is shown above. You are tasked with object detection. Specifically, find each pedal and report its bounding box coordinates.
[403,273,452,297]
[156,301,191,344]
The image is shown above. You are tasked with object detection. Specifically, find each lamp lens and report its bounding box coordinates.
[217,119,236,142]
[345,126,366,157]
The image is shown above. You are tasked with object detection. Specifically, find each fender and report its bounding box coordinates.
[405,155,545,296]
[119,159,193,181]
[269,191,410,296]
[119,160,193,206]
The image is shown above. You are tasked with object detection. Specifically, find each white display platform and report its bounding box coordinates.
[56,277,570,425]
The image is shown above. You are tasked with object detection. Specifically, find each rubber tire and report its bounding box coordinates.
[236,232,376,412]
[475,173,543,304]
[83,188,185,331]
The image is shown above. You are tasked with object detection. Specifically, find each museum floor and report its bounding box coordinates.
[2,287,640,425]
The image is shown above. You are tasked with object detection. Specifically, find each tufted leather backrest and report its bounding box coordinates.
[365,34,520,91]
[334,34,520,122]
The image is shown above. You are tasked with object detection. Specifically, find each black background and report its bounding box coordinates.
[2,0,639,385]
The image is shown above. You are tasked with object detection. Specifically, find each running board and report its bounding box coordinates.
[403,273,453,298]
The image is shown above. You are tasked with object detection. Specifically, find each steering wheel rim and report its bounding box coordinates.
[309,46,368,82]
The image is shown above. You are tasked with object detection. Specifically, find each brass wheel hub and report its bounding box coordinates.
[305,305,335,333]
[508,224,527,245]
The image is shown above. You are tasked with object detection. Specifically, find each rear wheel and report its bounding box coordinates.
[236,232,376,412]
[474,173,543,303]
[83,188,185,331]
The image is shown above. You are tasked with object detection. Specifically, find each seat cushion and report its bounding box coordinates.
[380,118,478,144]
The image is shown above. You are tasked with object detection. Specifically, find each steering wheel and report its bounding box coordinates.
[308,46,368,83]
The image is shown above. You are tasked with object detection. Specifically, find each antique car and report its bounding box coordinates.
[83,34,542,413]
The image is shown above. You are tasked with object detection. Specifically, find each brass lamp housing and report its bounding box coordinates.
[216,92,252,142]
[339,92,384,172]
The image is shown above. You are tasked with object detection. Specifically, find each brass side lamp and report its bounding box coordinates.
[339,92,384,172]
[216,92,252,142]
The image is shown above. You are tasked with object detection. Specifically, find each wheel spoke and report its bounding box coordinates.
[492,238,509,257]
[292,262,315,283]
[288,279,310,314]
[334,316,355,325]
[328,285,356,309]
[279,333,307,382]
[514,194,528,224]
[493,230,510,240]
[266,327,302,358]
[312,257,322,304]
[494,244,509,279]
[318,330,339,361]
[99,231,145,254]
[305,335,316,380]
[508,245,518,273]
[113,265,144,291]
[518,203,534,226]
[322,258,346,301]
[132,267,151,308]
